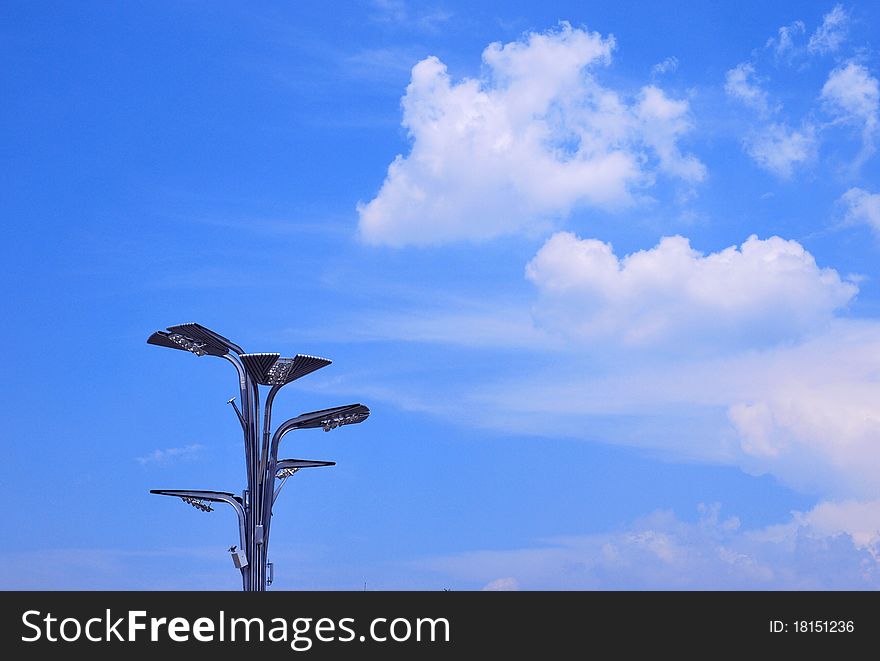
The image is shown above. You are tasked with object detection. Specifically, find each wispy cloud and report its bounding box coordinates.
[766,20,805,61]
[743,122,816,178]
[421,501,880,589]
[136,444,205,466]
[186,214,353,239]
[369,0,452,31]
[7,502,880,589]
[726,5,875,176]
[343,46,425,83]
[725,63,774,116]
[808,4,850,55]
[342,306,562,350]
[821,62,879,167]
[651,56,678,76]
[840,187,880,234]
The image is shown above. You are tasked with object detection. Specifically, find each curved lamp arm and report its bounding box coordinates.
[262,404,369,546]
[222,353,256,485]
[150,489,247,550]
[148,325,258,496]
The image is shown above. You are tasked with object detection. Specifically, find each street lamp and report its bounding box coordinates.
[146,322,369,591]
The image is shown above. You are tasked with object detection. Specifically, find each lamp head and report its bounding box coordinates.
[147,322,244,357]
[240,353,332,386]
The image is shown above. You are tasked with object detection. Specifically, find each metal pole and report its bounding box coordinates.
[256,385,282,591]
[245,377,261,591]
[222,353,253,591]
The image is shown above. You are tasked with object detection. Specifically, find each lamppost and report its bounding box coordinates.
[147,322,369,591]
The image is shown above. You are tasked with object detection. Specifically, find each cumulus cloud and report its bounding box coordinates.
[725,63,773,116]
[743,123,816,178]
[424,502,880,589]
[796,499,880,549]
[808,4,849,55]
[726,360,880,496]
[358,23,704,246]
[347,227,872,499]
[136,444,205,466]
[840,187,880,233]
[345,224,872,499]
[525,232,855,348]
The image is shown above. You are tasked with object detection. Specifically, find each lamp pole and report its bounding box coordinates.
[147,322,369,591]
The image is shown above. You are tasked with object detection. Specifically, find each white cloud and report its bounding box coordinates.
[743,122,816,178]
[452,319,880,499]
[808,4,850,54]
[423,502,880,589]
[358,23,704,246]
[796,500,880,549]
[372,0,407,22]
[727,9,875,175]
[352,305,560,350]
[136,444,205,466]
[651,56,678,76]
[525,232,855,348]
[370,0,451,30]
[822,63,879,128]
[723,64,819,179]
[344,47,423,81]
[766,20,805,59]
[481,577,520,591]
[726,370,880,496]
[840,187,880,233]
[725,63,773,116]
[337,226,874,500]
[636,86,707,182]
[821,62,879,164]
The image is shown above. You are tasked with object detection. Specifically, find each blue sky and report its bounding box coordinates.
[3,1,880,589]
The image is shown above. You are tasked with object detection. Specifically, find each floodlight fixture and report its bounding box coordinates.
[273,459,336,500]
[321,409,369,432]
[181,496,213,512]
[147,322,245,358]
[147,330,208,356]
[275,404,370,437]
[274,458,335,482]
[267,354,332,385]
[151,489,244,509]
[166,322,244,355]
[275,459,336,475]
[240,353,332,386]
